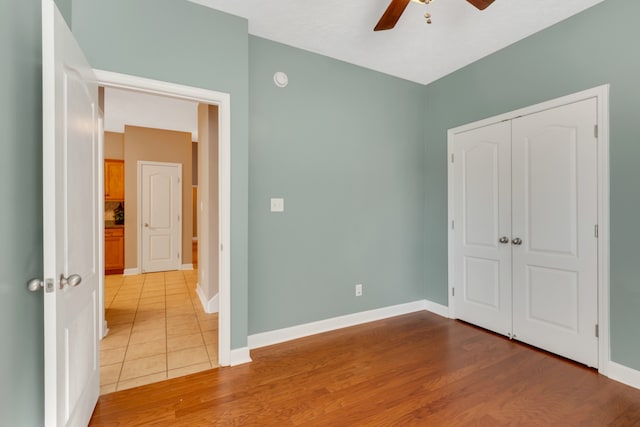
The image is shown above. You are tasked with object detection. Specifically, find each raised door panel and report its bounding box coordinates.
[511,98,599,367]
[452,121,512,336]
[104,159,124,201]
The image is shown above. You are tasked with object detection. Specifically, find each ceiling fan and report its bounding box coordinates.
[374,0,495,31]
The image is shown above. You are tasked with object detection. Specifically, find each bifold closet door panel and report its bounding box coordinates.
[452,121,512,337]
[511,98,599,367]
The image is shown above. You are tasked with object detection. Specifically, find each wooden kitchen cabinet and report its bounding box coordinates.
[105,159,124,201]
[105,227,124,274]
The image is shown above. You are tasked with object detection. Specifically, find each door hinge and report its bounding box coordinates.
[595,324,599,338]
[451,154,454,163]
[452,287,455,297]
[451,220,455,230]
[594,124,598,138]
[178,177,181,184]
[220,243,223,251]
[594,224,599,238]
[177,252,180,259]
[178,215,181,222]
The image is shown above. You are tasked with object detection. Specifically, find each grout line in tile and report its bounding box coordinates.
[104,269,218,393]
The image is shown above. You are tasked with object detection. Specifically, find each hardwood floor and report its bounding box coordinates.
[90,312,640,426]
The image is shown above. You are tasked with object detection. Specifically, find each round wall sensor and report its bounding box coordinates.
[273,72,288,88]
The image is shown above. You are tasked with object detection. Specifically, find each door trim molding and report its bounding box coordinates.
[137,161,183,273]
[447,85,610,374]
[94,69,232,367]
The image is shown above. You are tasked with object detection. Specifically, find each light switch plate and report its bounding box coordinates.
[270,198,284,212]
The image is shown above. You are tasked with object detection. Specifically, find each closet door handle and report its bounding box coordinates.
[499,236,510,244]
[512,237,523,246]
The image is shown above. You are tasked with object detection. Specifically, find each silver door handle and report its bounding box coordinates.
[59,274,82,289]
[27,278,55,293]
[27,278,44,292]
[499,236,510,244]
[512,237,523,246]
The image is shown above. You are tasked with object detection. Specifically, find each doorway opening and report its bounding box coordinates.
[96,71,232,393]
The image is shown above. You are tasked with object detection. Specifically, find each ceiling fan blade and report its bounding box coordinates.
[374,0,411,31]
[467,0,496,10]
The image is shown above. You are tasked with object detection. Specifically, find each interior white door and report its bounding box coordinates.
[452,121,512,336]
[141,162,182,273]
[511,98,599,367]
[42,1,100,425]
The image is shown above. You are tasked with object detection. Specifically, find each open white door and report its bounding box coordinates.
[42,1,101,425]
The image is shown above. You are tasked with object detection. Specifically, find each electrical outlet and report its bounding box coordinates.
[355,284,363,297]
[270,198,284,212]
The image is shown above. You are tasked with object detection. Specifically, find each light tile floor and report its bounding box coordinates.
[100,269,219,395]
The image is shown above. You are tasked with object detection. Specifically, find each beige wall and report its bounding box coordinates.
[123,125,193,270]
[192,141,198,185]
[192,141,198,238]
[192,187,198,238]
[104,131,124,160]
[197,103,219,300]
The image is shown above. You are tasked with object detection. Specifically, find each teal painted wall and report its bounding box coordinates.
[3,3,637,423]
[248,37,425,333]
[0,0,45,424]
[54,0,71,25]
[71,0,250,348]
[422,0,640,370]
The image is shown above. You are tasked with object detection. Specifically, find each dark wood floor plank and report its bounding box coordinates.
[90,312,640,426]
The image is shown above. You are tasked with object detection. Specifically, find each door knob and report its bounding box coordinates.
[59,274,82,290]
[27,278,44,292]
[27,278,55,293]
[144,223,149,228]
[499,236,510,244]
[512,237,523,246]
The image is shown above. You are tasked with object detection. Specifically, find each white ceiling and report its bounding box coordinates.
[103,1,603,133]
[104,87,199,140]
[190,0,604,85]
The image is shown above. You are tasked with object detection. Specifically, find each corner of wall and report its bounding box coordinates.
[605,361,640,391]
[229,347,252,366]
[196,285,219,314]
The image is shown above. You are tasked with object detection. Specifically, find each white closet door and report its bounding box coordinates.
[511,98,599,367]
[453,121,512,336]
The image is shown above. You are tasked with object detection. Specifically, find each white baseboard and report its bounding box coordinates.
[229,347,252,366]
[190,287,640,394]
[123,268,141,276]
[606,361,640,390]
[196,285,219,314]
[423,300,450,318]
[180,263,194,271]
[248,300,426,350]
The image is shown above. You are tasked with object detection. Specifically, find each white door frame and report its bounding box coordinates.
[95,70,232,366]
[138,161,183,273]
[447,85,610,374]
